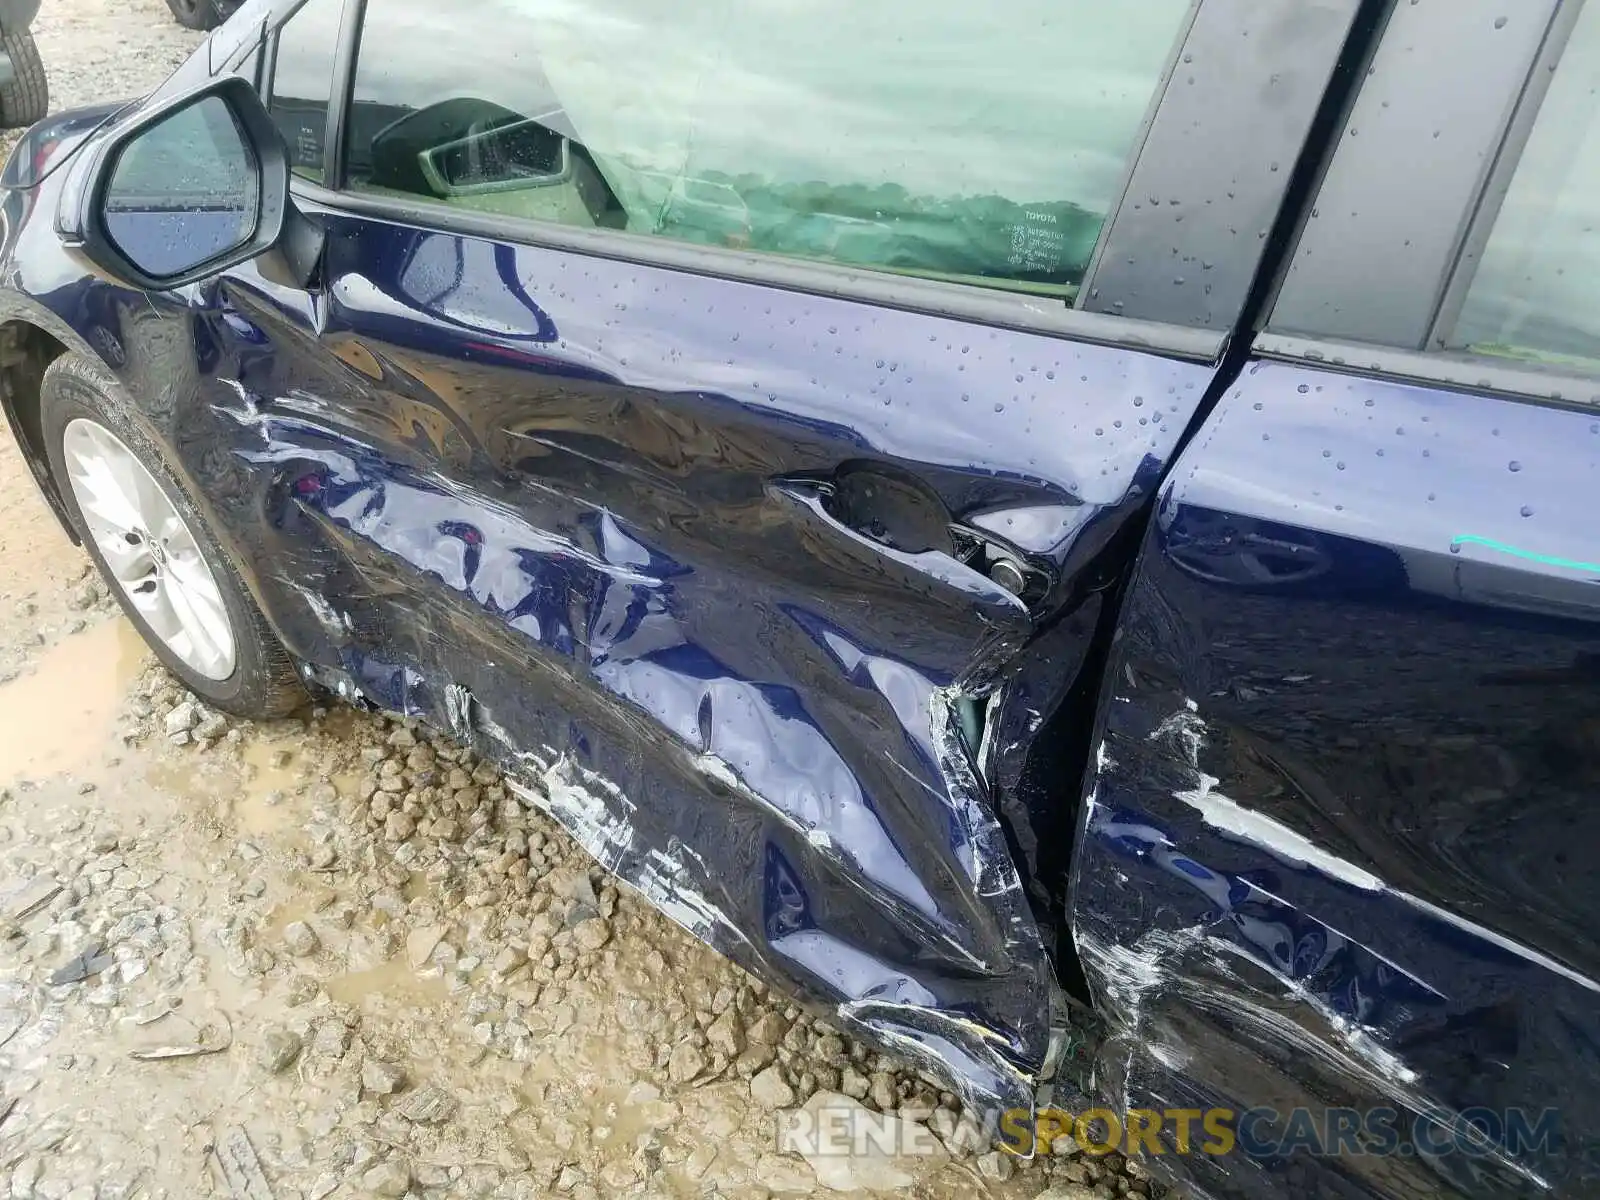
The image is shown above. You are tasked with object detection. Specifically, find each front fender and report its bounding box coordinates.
[0,0,41,33]
[1,101,131,191]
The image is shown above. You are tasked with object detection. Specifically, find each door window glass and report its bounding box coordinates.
[267,0,344,181]
[343,0,1192,300]
[1449,2,1600,368]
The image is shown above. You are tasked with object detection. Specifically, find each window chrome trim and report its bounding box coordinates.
[1258,331,1600,409]
[288,178,1227,362]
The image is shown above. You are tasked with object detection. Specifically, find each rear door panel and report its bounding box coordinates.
[1075,362,1600,1197]
[220,212,1217,1110]
[1070,3,1600,1190]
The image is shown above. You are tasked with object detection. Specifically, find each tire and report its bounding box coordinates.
[0,28,46,130]
[164,0,221,30]
[39,354,305,719]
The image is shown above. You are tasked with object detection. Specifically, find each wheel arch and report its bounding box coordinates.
[0,0,41,32]
[0,318,74,541]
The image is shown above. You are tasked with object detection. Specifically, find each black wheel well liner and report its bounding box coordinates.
[0,319,75,540]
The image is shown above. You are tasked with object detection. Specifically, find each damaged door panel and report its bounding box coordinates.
[1075,363,1600,1197]
[204,214,1224,1114]
[1073,10,1600,1193]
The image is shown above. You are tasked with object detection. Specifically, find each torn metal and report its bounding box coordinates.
[1072,494,1591,1196]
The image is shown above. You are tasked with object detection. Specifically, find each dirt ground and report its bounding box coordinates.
[0,5,1147,1198]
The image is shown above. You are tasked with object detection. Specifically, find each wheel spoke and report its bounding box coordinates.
[102,442,156,518]
[70,457,143,536]
[167,557,231,645]
[164,570,231,671]
[132,469,179,539]
[130,574,181,641]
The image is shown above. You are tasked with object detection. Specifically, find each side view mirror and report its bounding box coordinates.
[365,98,569,200]
[59,75,323,291]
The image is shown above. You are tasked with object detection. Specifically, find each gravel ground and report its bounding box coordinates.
[0,4,1155,1197]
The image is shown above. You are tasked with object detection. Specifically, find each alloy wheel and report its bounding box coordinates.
[61,417,236,680]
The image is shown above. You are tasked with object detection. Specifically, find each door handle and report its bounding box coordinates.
[812,459,957,556]
[770,461,1053,611]
[782,461,1053,605]
[769,475,1026,611]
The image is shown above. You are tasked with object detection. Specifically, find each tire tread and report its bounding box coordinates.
[0,28,47,130]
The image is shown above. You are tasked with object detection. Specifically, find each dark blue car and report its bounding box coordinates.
[1,0,1597,1195]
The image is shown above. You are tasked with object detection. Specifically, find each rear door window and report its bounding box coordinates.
[266,0,344,181]
[1447,1,1600,369]
[341,0,1195,300]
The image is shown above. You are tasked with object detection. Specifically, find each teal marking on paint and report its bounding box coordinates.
[1451,533,1600,576]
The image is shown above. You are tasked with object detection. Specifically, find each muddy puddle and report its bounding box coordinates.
[324,959,452,1009]
[0,618,146,786]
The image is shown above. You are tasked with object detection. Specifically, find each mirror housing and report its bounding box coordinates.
[57,75,323,292]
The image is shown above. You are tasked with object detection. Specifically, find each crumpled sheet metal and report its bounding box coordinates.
[241,411,1052,1118]
[1073,641,1580,1197]
[1066,366,1600,1197]
[64,218,1214,1120]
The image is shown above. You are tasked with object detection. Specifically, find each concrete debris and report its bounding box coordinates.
[395,1084,456,1125]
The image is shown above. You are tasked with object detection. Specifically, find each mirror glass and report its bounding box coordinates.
[421,115,569,195]
[102,95,260,279]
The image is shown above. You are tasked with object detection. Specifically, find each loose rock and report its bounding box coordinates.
[281,921,319,957]
[360,1159,412,1197]
[977,1149,1017,1181]
[750,1065,796,1111]
[406,924,445,969]
[667,1042,707,1085]
[257,1028,303,1074]
[754,1153,817,1195]
[794,1091,948,1192]
[747,1011,789,1045]
[396,1084,455,1124]
[163,702,198,736]
[707,1010,745,1058]
[362,1058,407,1096]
